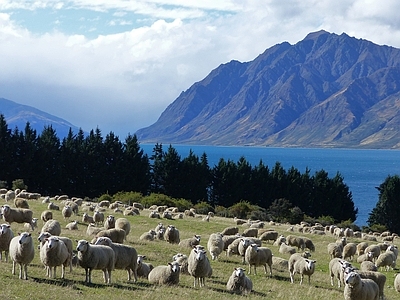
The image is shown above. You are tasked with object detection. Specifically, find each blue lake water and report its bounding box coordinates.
[140,144,400,226]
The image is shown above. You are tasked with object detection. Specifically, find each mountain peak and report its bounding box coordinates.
[303,29,331,40]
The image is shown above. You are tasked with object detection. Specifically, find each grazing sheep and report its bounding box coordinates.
[286,235,305,251]
[94,236,138,282]
[65,220,79,230]
[40,236,69,279]
[173,253,188,275]
[95,228,126,244]
[289,255,316,284]
[226,267,253,295]
[48,202,60,211]
[234,217,247,225]
[162,211,173,220]
[115,218,131,238]
[343,243,357,261]
[82,213,94,224]
[139,230,156,241]
[188,246,213,287]
[179,235,201,248]
[344,271,379,300]
[38,232,73,272]
[41,219,61,236]
[249,221,264,229]
[227,237,242,257]
[164,225,180,244]
[357,242,369,256]
[40,210,53,223]
[365,245,381,262]
[395,273,400,293]
[14,198,29,209]
[9,232,35,279]
[1,205,34,230]
[137,255,154,279]
[104,215,116,229]
[375,250,396,271]
[356,271,387,300]
[303,237,316,252]
[207,232,224,260]
[5,190,16,202]
[0,223,14,262]
[279,243,297,255]
[62,205,73,221]
[360,261,378,272]
[329,258,352,288]
[242,228,258,238]
[357,251,374,263]
[273,235,286,246]
[221,226,239,236]
[259,230,279,243]
[328,242,343,259]
[93,211,104,225]
[86,223,104,236]
[272,256,289,271]
[244,243,273,277]
[76,239,115,284]
[148,261,180,285]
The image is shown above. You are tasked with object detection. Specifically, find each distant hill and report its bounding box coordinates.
[136,30,400,149]
[0,98,81,138]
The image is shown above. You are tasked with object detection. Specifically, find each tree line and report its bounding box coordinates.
[0,114,358,222]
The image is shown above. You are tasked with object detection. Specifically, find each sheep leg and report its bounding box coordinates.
[247,264,252,275]
[132,269,138,283]
[61,264,65,279]
[12,261,16,275]
[299,273,304,285]
[85,268,90,283]
[290,272,294,284]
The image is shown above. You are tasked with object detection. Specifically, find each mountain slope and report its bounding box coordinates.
[136,30,400,149]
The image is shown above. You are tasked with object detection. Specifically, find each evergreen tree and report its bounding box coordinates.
[0,115,12,185]
[150,143,165,193]
[84,128,105,197]
[162,145,182,198]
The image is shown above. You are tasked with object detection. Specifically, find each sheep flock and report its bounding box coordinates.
[0,189,399,300]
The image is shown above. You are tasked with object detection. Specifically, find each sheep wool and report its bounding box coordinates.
[207,233,224,260]
[40,236,70,279]
[41,219,62,236]
[1,205,34,230]
[289,254,316,285]
[9,232,35,280]
[137,255,154,279]
[148,261,180,285]
[188,246,213,287]
[244,243,273,277]
[395,273,400,293]
[344,271,379,300]
[226,267,252,295]
[0,223,14,262]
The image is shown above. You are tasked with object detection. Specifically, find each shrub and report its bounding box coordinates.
[12,179,27,190]
[215,205,230,218]
[194,201,214,215]
[228,201,254,219]
[112,191,143,205]
[99,193,112,202]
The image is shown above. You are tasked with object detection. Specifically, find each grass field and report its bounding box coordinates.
[1,199,399,300]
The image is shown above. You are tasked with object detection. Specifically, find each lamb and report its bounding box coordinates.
[93,211,104,225]
[327,242,343,259]
[41,219,61,236]
[76,239,116,284]
[94,228,126,244]
[39,236,70,279]
[0,223,14,262]
[344,271,379,300]
[279,242,297,255]
[360,261,378,272]
[221,226,239,236]
[329,258,352,288]
[395,273,400,293]
[139,229,156,241]
[1,204,34,230]
[115,218,131,238]
[173,253,189,275]
[14,197,29,209]
[164,225,180,244]
[259,230,279,243]
[94,236,138,282]
[62,205,73,221]
[286,235,305,251]
[24,217,38,231]
[148,261,180,285]
[179,235,201,248]
[242,228,258,238]
[82,213,94,224]
[289,255,316,284]
[38,231,73,272]
[188,246,213,287]
[207,232,224,260]
[104,215,116,229]
[226,267,253,295]
[48,202,60,210]
[65,220,79,230]
[244,243,273,277]
[9,232,35,279]
[343,243,357,261]
[137,255,154,279]
[40,209,53,223]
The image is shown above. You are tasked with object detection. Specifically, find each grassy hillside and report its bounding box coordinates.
[1,199,399,300]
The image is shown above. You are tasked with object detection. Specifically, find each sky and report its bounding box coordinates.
[1,0,400,139]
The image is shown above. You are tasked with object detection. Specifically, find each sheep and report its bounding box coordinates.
[179,235,201,248]
[207,232,224,260]
[0,223,14,262]
[86,223,104,236]
[242,228,258,238]
[40,210,53,224]
[188,246,213,287]
[173,253,189,275]
[272,256,289,271]
[343,243,357,261]
[234,217,247,225]
[104,215,116,229]
[273,235,286,246]
[286,235,305,251]
[329,258,352,288]
[148,261,180,285]
[279,243,297,255]
[137,255,154,279]
[164,225,180,244]
[9,232,35,280]
[95,228,126,244]
[41,219,61,236]
[226,267,253,295]
[5,190,16,202]
[14,197,29,209]
[40,236,70,279]
[365,245,381,262]
[375,249,396,271]
[94,236,138,282]
[65,220,79,230]
[327,242,343,259]
[38,232,73,272]
[227,237,242,257]
[115,218,131,238]
[48,202,60,210]
[139,230,156,241]
[93,211,104,225]
[1,205,34,230]
[24,217,38,232]
[62,205,73,222]
[82,213,94,224]
[149,210,161,218]
[360,261,378,272]
[355,270,387,300]
[249,221,264,229]
[238,237,262,263]
[64,200,79,215]
[344,271,379,300]
[221,226,239,236]
[244,243,273,277]
[357,241,369,256]
[259,230,278,243]
[162,211,173,220]
[289,256,316,284]
[395,273,400,293]
[357,251,374,263]
[76,239,115,284]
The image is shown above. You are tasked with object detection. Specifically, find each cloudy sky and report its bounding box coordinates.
[1,0,400,139]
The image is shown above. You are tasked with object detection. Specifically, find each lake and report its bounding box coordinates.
[140,144,400,226]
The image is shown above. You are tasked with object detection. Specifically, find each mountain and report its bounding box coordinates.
[136,30,400,149]
[0,98,81,138]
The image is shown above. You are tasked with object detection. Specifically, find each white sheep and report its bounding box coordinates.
[242,228,258,238]
[62,205,72,221]
[357,251,374,263]
[356,271,387,300]
[244,243,273,277]
[115,218,131,238]
[360,261,378,272]
[222,235,241,251]
[173,253,189,275]
[188,246,213,287]
[65,220,79,230]
[94,228,126,244]
[273,235,286,246]
[1,204,34,230]
[226,267,253,295]
[139,229,156,241]
[82,213,94,224]
[286,235,305,251]
[327,242,343,259]
[86,223,104,236]
[289,253,316,284]
[0,223,14,262]
[137,255,154,279]
[272,256,289,271]
[9,232,35,280]
[94,236,138,282]
[38,232,73,272]
[226,237,242,257]
[395,273,400,293]
[357,242,369,256]
[41,210,53,223]
[179,235,201,248]
[221,226,239,236]
[343,243,357,261]
[207,232,224,260]
[41,219,61,236]
[279,242,297,255]
[303,237,316,252]
[365,245,381,262]
[238,237,262,263]
[40,236,70,279]
[344,271,379,300]
[48,202,60,210]
[76,239,115,284]
[14,197,29,209]
[164,225,180,244]
[259,230,279,243]
[93,211,104,225]
[375,248,396,271]
[329,258,352,288]
[104,215,116,229]
[148,261,180,285]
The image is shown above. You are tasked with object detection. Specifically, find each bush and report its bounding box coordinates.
[228,201,254,219]
[215,205,230,218]
[99,193,112,202]
[194,201,214,215]
[0,180,7,189]
[112,191,143,205]
[12,179,27,191]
